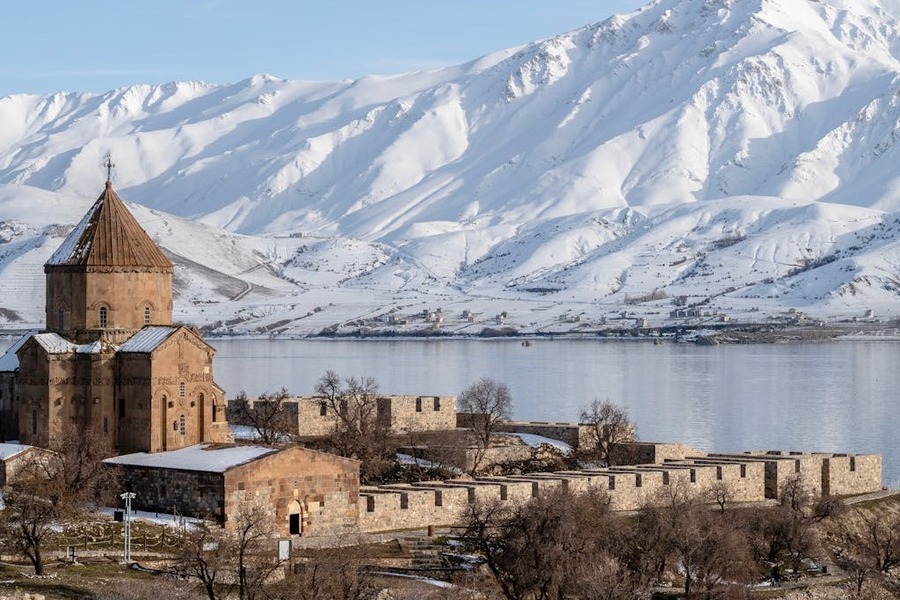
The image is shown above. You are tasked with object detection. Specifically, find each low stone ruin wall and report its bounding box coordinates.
[356,449,882,534]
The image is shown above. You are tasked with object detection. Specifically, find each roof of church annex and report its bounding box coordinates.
[105,444,280,473]
[118,326,182,353]
[46,180,173,270]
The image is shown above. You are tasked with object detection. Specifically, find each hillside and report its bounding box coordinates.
[0,0,898,335]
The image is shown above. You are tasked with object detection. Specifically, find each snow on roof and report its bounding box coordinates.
[0,442,31,461]
[31,333,107,355]
[104,444,279,473]
[47,197,97,266]
[46,182,173,269]
[0,331,36,372]
[118,326,179,353]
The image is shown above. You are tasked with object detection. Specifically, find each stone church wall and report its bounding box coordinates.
[46,267,172,334]
[118,466,226,521]
[225,447,360,538]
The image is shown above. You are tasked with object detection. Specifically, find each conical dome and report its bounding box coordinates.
[44,180,174,338]
[47,181,173,269]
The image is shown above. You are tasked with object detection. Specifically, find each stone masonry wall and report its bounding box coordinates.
[710,452,827,499]
[118,466,226,521]
[230,395,457,438]
[356,450,882,534]
[823,454,882,497]
[377,395,456,433]
[225,447,360,538]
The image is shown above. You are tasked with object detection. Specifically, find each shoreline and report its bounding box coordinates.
[1,322,898,345]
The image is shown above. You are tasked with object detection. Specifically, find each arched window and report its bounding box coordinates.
[98,306,108,328]
[179,414,186,435]
[179,382,186,398]
[144,306,151,325]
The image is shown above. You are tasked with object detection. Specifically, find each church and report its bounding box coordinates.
[0,178,231,453]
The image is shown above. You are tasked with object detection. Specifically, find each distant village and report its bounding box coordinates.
[292,300,891,345]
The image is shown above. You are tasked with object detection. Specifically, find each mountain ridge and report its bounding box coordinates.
[0,0,899,334]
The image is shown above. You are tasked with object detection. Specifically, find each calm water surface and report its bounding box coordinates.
[212,338,900,484]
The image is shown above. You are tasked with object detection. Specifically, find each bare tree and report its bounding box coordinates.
[831,507,900,596]
[270,547,373,600]
[175,522,228,600]
[175,499,283,600]
[230,388,297,445]
[314,370,389,479]
[578,399,635,466]
[706,480,734,514]
[457,377,512,475]
[232,499,283,600]
[462,487,633,600]
[669,501,755,599]
[0,422,119,575]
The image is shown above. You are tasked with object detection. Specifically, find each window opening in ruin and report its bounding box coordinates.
[434,397,440,411]
[212,403,217,422]
[289,514,301,535]
[850,456,857,472]
[179,414,186,435]
[58,309,64,330]
[319,401,327,416]
[118,398,125,418]
[173,421,177,431]
[415,398,422,413]
[98,306,108,328]
[31,409,37,435]
[103,416,108,433]
[144,306,151,325]
[179,382,186,398]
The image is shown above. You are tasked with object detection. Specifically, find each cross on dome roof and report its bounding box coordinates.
[46,181,173,270]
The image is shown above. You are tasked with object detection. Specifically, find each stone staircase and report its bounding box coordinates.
[399,535,447,571]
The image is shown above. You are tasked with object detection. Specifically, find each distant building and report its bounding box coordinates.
[0,442,49,487]
[669,307,701,319]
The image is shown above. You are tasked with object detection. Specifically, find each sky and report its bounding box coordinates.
[0,1,647,97]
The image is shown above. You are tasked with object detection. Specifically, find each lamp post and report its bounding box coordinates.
[120,492,136,564]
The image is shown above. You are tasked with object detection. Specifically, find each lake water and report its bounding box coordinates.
[211,338,900,485]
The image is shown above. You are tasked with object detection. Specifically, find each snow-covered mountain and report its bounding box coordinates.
[0,0,899,335]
